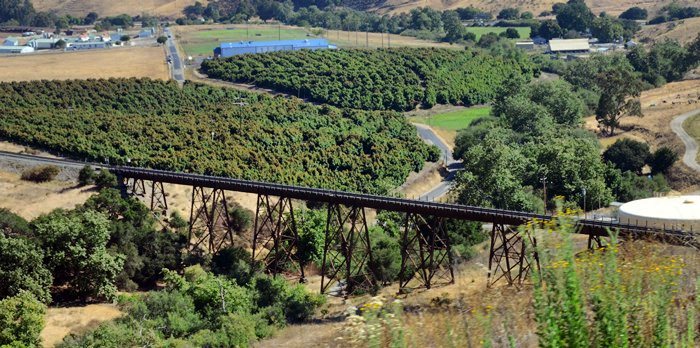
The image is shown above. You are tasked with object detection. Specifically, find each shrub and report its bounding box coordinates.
[0,291,46,347]
[211,246,252,285]
[367,228,402,285]
[21,164,60,182]
[603,138,650,174]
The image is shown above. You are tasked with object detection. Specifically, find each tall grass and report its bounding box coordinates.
[332,214,699,347]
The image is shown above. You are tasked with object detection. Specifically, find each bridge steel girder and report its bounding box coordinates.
[251,195,304,282]
[399,213,454,292]
[487,224,539,288]
[320,204,376,296]
[188,187,235,254]
[120,177,168,222]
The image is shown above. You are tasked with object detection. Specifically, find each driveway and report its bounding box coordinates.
[670,108,700,173]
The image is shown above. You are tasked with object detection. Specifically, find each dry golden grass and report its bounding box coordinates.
[323,29,455,49]
[585,79,700,192]
[41,304,122,347]
[637,17,700,46]
[0,47,168,82]
[32,0,205,17]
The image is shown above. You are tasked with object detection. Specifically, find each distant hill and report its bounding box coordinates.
[31,0,206,17]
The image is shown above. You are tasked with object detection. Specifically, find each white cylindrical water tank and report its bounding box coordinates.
[618,196,700,232]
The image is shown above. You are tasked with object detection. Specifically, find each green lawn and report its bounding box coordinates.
[181,27,312,56]
[465,27,531,40]
[409,106,491,131]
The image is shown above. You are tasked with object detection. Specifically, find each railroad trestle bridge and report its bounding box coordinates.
[0,151,695,296]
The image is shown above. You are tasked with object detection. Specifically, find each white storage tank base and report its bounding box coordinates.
[618,196,700,232]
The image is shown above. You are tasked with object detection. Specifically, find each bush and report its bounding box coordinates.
[211,246,252,285]
[0,291,46,347]
[21,165,60,182]
[367,228,401,285]
[603,138,650,174]
[78,165,95,186]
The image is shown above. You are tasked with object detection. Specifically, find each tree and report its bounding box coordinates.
[591,16,623,43]
[157,36,168,44]
[521,11,534,20]
[619,7,647,20]
[0,291,46,347]
[0,208,31,237]
[477,32,501,48]
[94,169,118,189]
[497,95,556,136]
[602,138,651,174]
[32,209,125,301]
[595,69,643,136]
[78,165,94,186]
[497,8,520,20]
[504,28,521,39]
[0,234,52,304]
[648,146,678,174]
[55,39,66,49]
[556,0,594,32]
[528,80,586,127]
[120,35,130,42]
[533,20,563,40]
[442,10,467,43]
[84,11,99,25]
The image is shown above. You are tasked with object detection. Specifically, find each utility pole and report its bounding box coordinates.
[582,187,587,219]
[366,31,368,47]
[540,175,547,214]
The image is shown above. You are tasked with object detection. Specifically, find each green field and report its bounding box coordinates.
[465,27,531,40]
[181,27,312,56]
[409,106,491,131]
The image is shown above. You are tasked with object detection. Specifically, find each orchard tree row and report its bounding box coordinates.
[201,47,534,111]
[0,78,439,194]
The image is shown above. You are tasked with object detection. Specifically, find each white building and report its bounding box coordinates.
[548,39,591,54]
[0,46,35,54]
[28,38,59,49]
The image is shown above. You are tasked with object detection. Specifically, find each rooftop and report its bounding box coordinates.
[221,39,329,49]
[548,39,590,52]
[619,196,700,221]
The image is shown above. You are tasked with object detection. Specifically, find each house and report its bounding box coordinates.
[27,38,59,49]
[3,37,19,46]
[100,33,111,42]
[214,39,336,58]
[78,33,90,42]
[66,41,109,50]
[548,39,590,54]
[110,33,123,42]
[0,45,35,54]
[139,27,155,38]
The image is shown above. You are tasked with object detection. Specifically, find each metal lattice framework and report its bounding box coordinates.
[188,187,235,254]
[487,224,539,287]
[122,178,168,221]
[251,195,304,281]
[320,204,375,296]
[399,214,454,291]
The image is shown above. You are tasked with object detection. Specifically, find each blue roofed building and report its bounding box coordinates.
[214,39,336,57]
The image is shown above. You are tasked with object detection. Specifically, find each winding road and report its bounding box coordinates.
[413,124,463,201]
[670,109,700,173]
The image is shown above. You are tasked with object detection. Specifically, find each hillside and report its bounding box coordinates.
[371,0,697,17]
[31,0,206,17]
[637,16,700,45]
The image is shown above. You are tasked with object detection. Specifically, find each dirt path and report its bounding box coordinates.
[670,108,700,173]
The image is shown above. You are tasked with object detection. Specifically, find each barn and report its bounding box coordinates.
[215,39,336,58]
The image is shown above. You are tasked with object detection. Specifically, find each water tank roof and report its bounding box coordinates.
[619,196,700,222]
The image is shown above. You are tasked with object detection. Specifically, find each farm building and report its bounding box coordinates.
[139,28,155,38]
[215,39,336,57]
[28,38,59,49]
[548,39,590,54]
[66,41,109,50]
[0,45,34,54]
[515,41,534,50]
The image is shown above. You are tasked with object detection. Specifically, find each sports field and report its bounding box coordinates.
[465,27,531,40]
[409,106,491,131]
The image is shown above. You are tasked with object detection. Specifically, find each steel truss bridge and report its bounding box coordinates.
[2,151,697,295]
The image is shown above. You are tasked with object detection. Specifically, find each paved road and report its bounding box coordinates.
[413,124,464,201]
[163,28,185,83]
[670,108,700,173]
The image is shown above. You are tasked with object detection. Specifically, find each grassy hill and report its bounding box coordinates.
[31,0,695,18]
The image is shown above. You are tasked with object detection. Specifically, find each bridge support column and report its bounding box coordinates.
[121,178,168,221]
[123,177,147,198]
[188,187,235,254]
[399,214,454,292]
[251,195,304,281]
[587,235,606,250]
[487,224,538,287]
[320,204,375,296]
[149,181,168,216]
